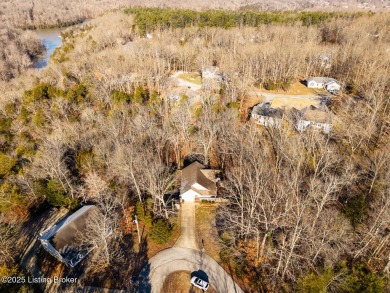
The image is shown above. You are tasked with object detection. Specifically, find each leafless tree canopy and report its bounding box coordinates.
[0,25,44,81]
[0,8,389,292]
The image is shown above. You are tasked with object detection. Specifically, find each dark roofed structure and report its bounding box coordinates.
[39,205,99,267]
[251,102,284,128]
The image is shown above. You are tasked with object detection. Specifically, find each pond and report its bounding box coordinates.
[34,29,64,69]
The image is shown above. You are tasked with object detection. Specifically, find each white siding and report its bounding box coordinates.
[297,120,332,133]
[251,114,282,128]
[181,189,199,202]
[308,81,324,88]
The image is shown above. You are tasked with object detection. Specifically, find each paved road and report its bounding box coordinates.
[140,247,244,293]
[138,202,244,292]
[174,203,198,250]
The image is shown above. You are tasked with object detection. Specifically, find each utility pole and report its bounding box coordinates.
[133,215,141,244]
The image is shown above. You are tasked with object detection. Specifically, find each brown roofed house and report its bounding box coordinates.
[180,162,217,202]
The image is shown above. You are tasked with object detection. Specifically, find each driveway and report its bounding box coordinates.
[139,247,244,293]
[174,203,198,250]
[171,71,202,91]
[138,202,244,292]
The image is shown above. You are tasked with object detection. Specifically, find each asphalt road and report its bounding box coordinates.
[174,203,198,250]
[138,203,244,293]
[140,247,244,293]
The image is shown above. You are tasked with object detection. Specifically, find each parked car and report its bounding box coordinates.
[190,276,209,291]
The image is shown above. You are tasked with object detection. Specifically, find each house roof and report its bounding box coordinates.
[40,205,99,266]
[300,105,332,124]
[51,205,97,251]
[307,77,338,85]
[252,102,284,119]
[181,162,216,196]
[202,66,219,74]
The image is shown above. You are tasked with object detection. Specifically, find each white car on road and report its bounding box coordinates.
[190,276,209,291]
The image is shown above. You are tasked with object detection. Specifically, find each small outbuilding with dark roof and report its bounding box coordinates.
[39,205,101,267]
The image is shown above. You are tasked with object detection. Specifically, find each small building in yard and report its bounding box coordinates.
[294,105,333,134]
[251,102,284,129]
[39,205,101,267]
[202,66,222,80]
[202,66,224,90]
[180,162,217,202]
[306,77,341,94]
[166,87,199,104]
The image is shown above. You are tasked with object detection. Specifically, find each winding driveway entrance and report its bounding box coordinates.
[138,203,244,293]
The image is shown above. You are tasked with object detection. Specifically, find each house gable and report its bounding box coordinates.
[180,162,216,202]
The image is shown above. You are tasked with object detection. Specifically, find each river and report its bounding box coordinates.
[34,29,64,69]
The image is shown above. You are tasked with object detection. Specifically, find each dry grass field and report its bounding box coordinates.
[178,73,202,85]
[195,204,221,263]
[259,81,326,96]
[161,271,217,293]
[270,97,320,109]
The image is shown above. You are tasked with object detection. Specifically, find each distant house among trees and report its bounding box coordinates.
[180,162,217,202]
[202,66,224,89]
[251,102,284,129]
[251,103,333,133]
[39,205,103,267]
[306,77,341,94]
[166,87,199,104]
[293,105,333,133]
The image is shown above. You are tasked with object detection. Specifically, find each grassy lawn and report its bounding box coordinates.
[258,81,328,96]
[161,271,217,293]
[195,204,221,263]
[270,97,320,109]
[147,215,180,258]
[132,214,181,258]
[178,73,202,85]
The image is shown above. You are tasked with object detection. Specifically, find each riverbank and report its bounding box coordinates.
[34,29,64,69]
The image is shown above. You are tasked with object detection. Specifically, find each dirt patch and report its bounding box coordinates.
[195,204,221,263]
[161,271,217,293]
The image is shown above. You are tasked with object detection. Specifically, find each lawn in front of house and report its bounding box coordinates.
[257,81,328,96]
[195,203,221,263]
[178,72,202,85]
[270,96,321,110]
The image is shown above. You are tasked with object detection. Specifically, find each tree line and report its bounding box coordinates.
[125,7,368,35]
[0,10,388,291]
[0,25,44,81]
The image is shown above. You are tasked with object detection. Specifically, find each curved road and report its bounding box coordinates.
[138,203,244,293]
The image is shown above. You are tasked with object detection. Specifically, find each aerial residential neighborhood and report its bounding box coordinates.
[0,2,389,293]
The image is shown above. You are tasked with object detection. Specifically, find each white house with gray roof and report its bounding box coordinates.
[294,105,333,133]
[306,77,341,93]
[251,102,284,129]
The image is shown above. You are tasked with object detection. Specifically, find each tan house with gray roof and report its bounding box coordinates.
[295,105,333,133]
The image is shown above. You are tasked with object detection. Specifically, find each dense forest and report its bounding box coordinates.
[0,7,389,292]
[0,0,388,28]
[0,26,44,81]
